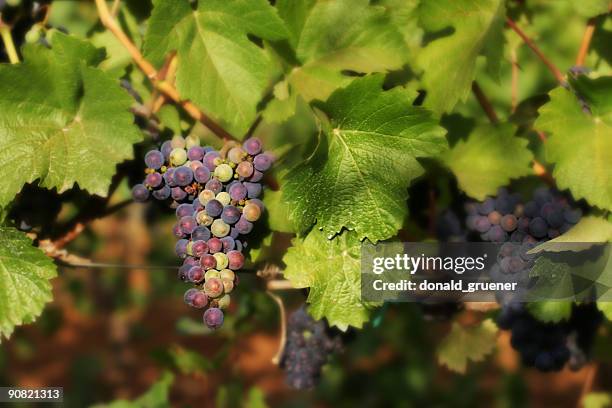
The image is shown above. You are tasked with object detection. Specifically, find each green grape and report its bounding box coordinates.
[216,191,231,206]
[222,279,234,294]
[204,269,220,280]
[214,163,234,182]
[196,211,213,226]
[170,148,187,166]
[198,189,215,205]
[217,294,231,309]
[220,269,235,281]
[213,252,229,270]
[211,219,230,237]
[171,135,186,149]
[185,134,200,149]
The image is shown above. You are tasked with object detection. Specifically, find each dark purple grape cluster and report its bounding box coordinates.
[466,187,582,244]
[281,306,342,390]
[497,303,603,371]
[132,135,273,329]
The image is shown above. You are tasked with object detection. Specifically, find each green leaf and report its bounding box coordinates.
[272,0,408,113]
[263,190,295,233]
[599,303,612,321]
[443,124,533,200]
[437,319,497,373]
[0,227,57,342]
[282,229,379,330]
[144,0,289,136]
[530,216,612,254]
[283,75,447,242]
[0,32,141,208]
[535,77,612,211]
[244,388,269,408]
[572,0,611,18]
[527,302,572,323]
[92,371,174,408]
[417,0,506,113]
[583,393,612,408]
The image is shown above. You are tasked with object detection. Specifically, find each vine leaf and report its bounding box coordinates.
[443,124,533,201]
[268,0,409,119]
[144,0,289,136]
[527,302,572,323]
[572,0,611,18]
[0,228,57,342]
[535,76,612,211]
[92,371,174,408]
[0,32,142,208]
[282,229,380,330]
[437,319,497,373]
[417,0,506,113]
[283,74,447,242]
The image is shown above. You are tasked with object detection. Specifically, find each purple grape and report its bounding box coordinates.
[227,250,245,270]
[500,214,518,232]
[236,161,254,178]
[529,217,548,238]
[176,203,194,219]
[534,187,552,205]
[145,172,163,188]
[178,264,190,281]
[228,146,246,163]
[192,199,204,212]
[517,217,530,232]
[243,137,262,155]
[153,185,171,200]
[171,187,187,201]
[235,216,253,235]
[188,266,205,283]
[228,182,247,201]
[179,216,198,235]
[204,308,224,329]
[564,208,582,224]
[205,178,223,195]
[249,170,264,183]
[174,166,194,187]
[187,146,205,161]
[524,201,539,218]
[208,237,223,253]
[188,290,208,309]
[253,153,273,171]
[194,166,211,183]
[184,288,199,305]
[235,240,243,252]
[164,168,177,187]
[244,182,262,198]
[191,240,208,257]
[201,254,217,270]
[203,151,220,171]
[161,141,173,160]
[545,209,565,229]
[145,150,164,169]
[221,205,241,224]
[473,216,491,233]
[172,223,184,238]
[220,236,235,252]
[183,257,199,267]
[205,199,223,217]
[477,198,495,215]
[229,227,239,239]
[175,239,189,258]
[132,184,149,202]
[192,226,211,241]
[487,225,507,242]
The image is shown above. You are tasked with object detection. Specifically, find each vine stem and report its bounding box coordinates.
[0,24,19,64]
[511,49,519,112]
[576,18,597,66]
[93,0,238,142]
[506,17,566,85]
[268,291,287,365]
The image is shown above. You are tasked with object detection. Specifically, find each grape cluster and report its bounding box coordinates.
[497,303,603,371]
[466,187,582,244]
[281,306,342,389]
[132,135,272,329]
